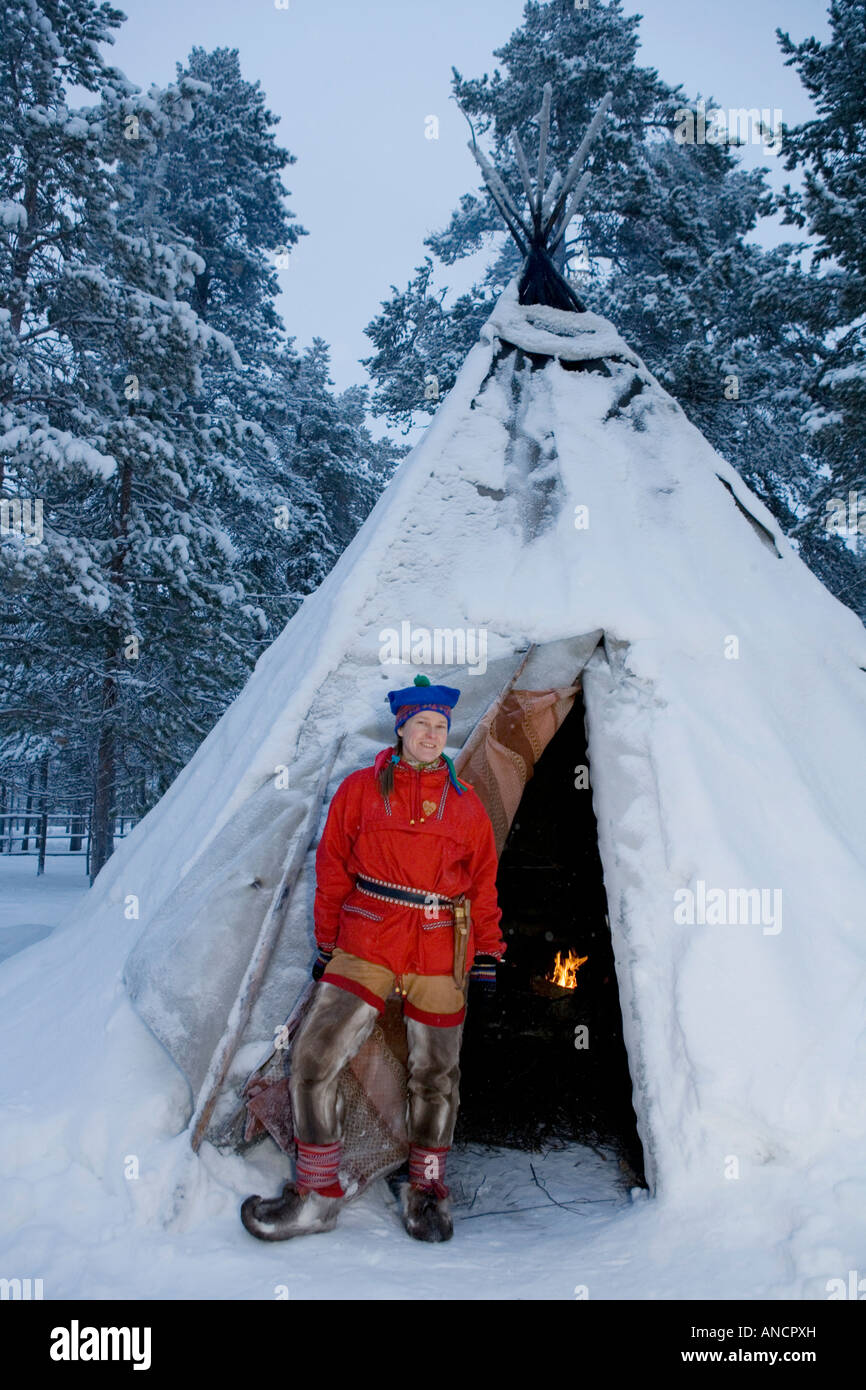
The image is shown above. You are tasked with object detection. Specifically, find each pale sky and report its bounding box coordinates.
[91,0,831,399]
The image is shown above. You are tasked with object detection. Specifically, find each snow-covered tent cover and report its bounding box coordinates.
[2,86,865,1297]
[113,278,866,1201]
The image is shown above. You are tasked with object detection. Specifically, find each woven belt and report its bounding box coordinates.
[355,874,456,910]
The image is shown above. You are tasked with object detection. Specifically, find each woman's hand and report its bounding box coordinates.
[469,955,498,999]
[312,947,333,982]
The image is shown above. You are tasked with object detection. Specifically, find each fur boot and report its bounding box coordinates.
[240,1181,343,1241]
[401,1181,454,1243]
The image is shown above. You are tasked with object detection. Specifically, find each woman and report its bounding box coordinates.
[241,674,505,1243]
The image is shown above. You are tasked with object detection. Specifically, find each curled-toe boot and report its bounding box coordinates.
[240,1181,344,1241]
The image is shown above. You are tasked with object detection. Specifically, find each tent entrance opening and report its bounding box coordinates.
[454,688,646,1184]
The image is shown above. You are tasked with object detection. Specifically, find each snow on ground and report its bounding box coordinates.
[0,866,861,1301]
[0,853,89,964]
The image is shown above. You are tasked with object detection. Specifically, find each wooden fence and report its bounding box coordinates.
[0,779,137,876]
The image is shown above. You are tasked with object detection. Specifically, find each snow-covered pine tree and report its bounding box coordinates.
[112,43,312,738]
[147,46,303,367]
[120,47,404,644]
[2,19,405,875]
[0,1,268,878]
[362,0,861,616]
[775,0,866,596]
[261,338,403,599]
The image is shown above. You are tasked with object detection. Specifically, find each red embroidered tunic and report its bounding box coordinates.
[313,748,506,976]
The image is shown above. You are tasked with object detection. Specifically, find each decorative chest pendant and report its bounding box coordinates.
[422,800,437,817]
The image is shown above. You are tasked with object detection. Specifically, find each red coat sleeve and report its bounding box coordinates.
[467,804,506,961]
[313,776,356,952]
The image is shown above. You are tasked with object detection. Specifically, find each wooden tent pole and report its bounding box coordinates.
[190,736,344,1151]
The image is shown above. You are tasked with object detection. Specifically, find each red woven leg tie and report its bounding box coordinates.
[295,1140,344,1198]
[409,1144,450,1200]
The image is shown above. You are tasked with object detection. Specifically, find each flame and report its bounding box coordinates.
[547,949,588,990]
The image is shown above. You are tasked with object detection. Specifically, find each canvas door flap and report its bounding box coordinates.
[455,684,581,855]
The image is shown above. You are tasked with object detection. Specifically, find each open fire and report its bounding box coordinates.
[546,948,588,990]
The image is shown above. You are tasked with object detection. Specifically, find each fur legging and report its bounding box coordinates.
[290,981,463,1150]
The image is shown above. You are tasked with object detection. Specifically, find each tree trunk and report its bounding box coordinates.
[7,783,18,852]
[192,267,212,322]
[90,671,118,881]
[21,768,35,851]
[69,804,85,853]
[36,755,49,876]
[90,448,133,883]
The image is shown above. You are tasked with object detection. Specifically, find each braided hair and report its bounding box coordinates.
[377,736,402,799]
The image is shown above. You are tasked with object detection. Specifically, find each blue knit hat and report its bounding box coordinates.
[384,674,467,794]
[386,673,461,731]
